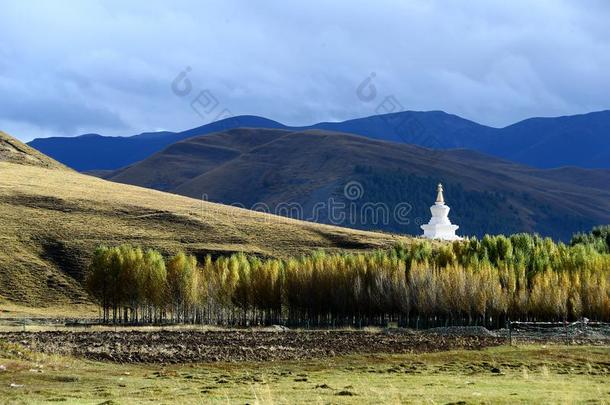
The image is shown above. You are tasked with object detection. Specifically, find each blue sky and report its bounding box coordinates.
[2,0,610,141]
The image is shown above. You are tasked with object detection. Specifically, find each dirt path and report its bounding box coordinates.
[0,330,506,363]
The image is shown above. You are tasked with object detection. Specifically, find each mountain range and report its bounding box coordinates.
[101,128,610,241]
[28,110,610,171]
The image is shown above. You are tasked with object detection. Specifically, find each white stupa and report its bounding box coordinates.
[420,183,462,241]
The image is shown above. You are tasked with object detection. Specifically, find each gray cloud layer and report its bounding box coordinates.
[1,0,609,141]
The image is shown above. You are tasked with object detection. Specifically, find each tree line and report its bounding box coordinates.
[86,228,610,327]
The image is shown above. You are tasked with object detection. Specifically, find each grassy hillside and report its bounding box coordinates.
[108,128,285,191]
[0,133,407,306]
[0,131,68,169]
[104,128,610,240]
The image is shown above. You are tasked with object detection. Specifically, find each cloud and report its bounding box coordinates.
[0,0,609,141]
[0,74,127,134]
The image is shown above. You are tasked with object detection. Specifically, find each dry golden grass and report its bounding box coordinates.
[0,301,97,321]
[0,161,409,306]
[0,131,68,170]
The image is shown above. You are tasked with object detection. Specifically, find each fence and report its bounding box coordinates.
[504,320,610,345]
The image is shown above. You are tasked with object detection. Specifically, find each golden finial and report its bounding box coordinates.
[436,183,444,204]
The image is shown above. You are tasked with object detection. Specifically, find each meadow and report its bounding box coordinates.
[0,341,608,404]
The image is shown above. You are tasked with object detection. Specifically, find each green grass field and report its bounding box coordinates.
[0,343,608,404]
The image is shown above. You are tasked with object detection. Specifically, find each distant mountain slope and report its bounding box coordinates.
[28,110,610,171]
[309,110,492,148]
[28,116,285,171]
[311,110,610,168]
[494,111,610,168]
[0,131,405,305]
[104,128,610,241]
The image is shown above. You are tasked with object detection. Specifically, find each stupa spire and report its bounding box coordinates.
[436,183,444,204]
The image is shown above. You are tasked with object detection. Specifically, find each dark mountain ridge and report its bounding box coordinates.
[28,110,610,171]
